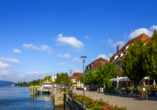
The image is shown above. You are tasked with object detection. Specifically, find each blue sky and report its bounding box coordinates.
[0,0,157,82]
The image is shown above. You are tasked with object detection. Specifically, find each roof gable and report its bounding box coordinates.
[71,73,83,79]
[110,33,151,62]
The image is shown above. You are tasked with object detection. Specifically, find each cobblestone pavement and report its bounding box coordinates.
[74,90,157,110]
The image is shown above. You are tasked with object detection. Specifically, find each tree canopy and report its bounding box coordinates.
[80,62,119,87]
[55,72,71,86]
[42,75,52,83]
[143,29,157,80]
[122,40,146,82]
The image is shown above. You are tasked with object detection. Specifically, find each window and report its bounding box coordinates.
[123,47,126,51]
[123,52,126,57]
[117,54,121,60]
[91,64,93,68]
[112,55,118,62]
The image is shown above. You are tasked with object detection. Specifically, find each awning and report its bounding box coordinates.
[110,76,150,82]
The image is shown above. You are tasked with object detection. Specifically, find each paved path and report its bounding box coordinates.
[74,90,157,110]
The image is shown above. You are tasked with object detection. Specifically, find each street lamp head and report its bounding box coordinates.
[81,56,87,58]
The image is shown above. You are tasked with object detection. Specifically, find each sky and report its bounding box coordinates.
[0,0,157,82]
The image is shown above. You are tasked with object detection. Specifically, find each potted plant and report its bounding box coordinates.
[97,88,98,92]
[130,87,133,93]
[126,86,131,94]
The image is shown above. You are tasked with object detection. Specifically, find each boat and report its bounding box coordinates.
[41,79,52,93]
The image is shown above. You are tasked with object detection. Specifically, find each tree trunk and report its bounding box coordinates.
[135,81,137,97]
[143,80,146,87]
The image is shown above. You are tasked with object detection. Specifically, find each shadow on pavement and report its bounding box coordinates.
[102,93,157,101]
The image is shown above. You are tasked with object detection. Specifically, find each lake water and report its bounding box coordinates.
[0,87,64,110]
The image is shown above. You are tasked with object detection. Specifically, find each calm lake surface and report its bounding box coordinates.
[0,87,64,110]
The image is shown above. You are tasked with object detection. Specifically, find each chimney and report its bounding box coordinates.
[117,46,119,54]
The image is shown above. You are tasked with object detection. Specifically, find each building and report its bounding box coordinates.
[109,33,152,87]
[109,33,151,67]
[85,57,109,73]
[71,73,83,87]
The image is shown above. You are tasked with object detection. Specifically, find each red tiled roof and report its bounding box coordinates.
[110,33,151,62]
[85,57,109,72]
[71,73,83,79]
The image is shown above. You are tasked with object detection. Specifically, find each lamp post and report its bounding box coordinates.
[69,70,72,86]
[81,56,87,96]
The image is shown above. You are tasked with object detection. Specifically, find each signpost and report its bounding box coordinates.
[140,88,148,100]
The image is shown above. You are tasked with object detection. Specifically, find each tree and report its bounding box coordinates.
[98,63,119,87]
[55,72,70,86]
[122,40,146,96]
[80,62,118,90]
[143,29,157,80]
[42,75,52,83]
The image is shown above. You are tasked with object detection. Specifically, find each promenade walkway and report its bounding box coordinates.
[74,90,157,110]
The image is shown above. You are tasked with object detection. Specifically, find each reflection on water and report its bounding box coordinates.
[0,87,64,110]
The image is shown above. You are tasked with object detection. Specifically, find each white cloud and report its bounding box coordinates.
[129,25,157,38]
[25,71,40,76]
[58,53,71,58]
[0,61,12,69]
[150,25,157,30]
[25,71,50,75]
[0,70,13,75]
[23,44,40,49]
[56,34,84,49]
[73,69,82,73]
[0,57,20,64]
[108,39,112,43]
[23,43,52,54]
[111,41,125,49]
[97,54,108,60]
[108,53,113,57]
[59,63,64,65]
[72,58,81,62]
[129,28,152,38]
[13,49,22,53]
[85,36,92,39]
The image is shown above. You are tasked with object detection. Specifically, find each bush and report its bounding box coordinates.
[126,86,131,91]
[144,86,149,92]
[137,86,141,92]
[73,94,127,110]
[108,86,116,94]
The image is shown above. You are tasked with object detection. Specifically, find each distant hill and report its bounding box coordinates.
[0,80,15,87]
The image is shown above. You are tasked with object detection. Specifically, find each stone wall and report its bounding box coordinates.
[64,93,88,110]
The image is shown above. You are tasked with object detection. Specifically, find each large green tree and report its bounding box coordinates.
[97,63,119,87]
[143,29,157,80]
[42,75,52,83]
[122,40,146,96]
[55,72,70,86]
[80,62,118,88]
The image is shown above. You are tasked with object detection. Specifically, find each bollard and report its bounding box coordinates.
[83,101,86,107]
[32,86,34,96]
[30,86,31,96]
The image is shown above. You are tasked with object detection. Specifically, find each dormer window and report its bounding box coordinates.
[112,55,118,62]
[123,47,126,51]
[112,57,114,62]
[123,52,126,57]
[117,54,121,60]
